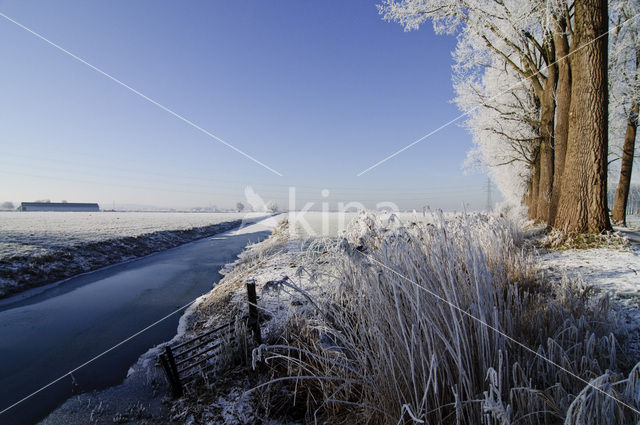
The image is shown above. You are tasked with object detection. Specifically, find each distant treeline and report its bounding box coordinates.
[609,183,640,216]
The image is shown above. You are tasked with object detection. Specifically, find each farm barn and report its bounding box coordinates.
[19,202,99,212]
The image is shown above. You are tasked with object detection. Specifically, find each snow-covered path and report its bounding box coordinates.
[539,241,640,338]
[0,219,274,425]
[542,245,640,298]
[618,228,640,244]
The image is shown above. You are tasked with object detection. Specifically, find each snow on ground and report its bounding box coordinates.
[540,243,640,321]
[538,214,640,321]
[0,212,256,257]
[0,211,268,298]
[614,214,640,244]
[538,229,640,360]
[626,214,640,230]
[616,227,640,244]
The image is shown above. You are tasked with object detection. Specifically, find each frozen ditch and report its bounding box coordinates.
[0,212,268,297]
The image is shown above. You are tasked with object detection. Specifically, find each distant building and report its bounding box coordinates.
[19,202,100,212]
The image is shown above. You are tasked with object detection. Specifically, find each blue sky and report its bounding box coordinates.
[0,0,492,211]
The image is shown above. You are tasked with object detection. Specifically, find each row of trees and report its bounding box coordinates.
[379,0,639,233]
[235,200,279,213]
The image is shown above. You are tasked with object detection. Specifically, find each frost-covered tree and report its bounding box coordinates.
[454,31,539,205]
[265,200,278,213]
[548,1,573,223]
[381,0,618,232]
[609,0,639,225]
[378,0,572,223]
[236,201,245,212]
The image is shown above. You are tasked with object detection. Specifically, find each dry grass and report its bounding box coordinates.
[540,228,629,250]
[180,219,292,333]
[163,219,295,423]
[251,212,639,424]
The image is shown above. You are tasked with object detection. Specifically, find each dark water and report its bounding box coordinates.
[0,223,271,425]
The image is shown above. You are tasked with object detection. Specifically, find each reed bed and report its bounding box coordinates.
[252,212,640,424]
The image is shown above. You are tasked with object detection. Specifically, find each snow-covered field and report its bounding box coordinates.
[284,211,358,238]
[542,246,640,298]
[0,210,427,298]
[0,212,266,298]
[0,212,255,257]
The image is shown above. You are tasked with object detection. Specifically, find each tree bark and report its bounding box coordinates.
[528,146,541,220]
[611,100,639,225]
[550,29,572,225]
[554,0,612,233]
[524,177,532,213]
[537,67,557,224]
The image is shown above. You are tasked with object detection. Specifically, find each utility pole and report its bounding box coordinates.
[485,177,493,211]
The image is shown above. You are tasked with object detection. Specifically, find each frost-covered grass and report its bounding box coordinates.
[284,211,358,238]
[0,211,264,298]
[539,243,640,363]
[251,212,640,424]
[153,211,640,425]
[283,211,464,239]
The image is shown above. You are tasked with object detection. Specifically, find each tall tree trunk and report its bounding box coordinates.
[550,29,572,225]
[537,68,557,224]
[524,177,533,213]
[611,100,639,225]
[528,147,541,220]
[554,0,612,233]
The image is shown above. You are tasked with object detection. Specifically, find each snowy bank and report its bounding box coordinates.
[159,212,640,424]
[0,212,269,298]
[38,217,280,425]
[152,217,336,424]
[539,243,640,351]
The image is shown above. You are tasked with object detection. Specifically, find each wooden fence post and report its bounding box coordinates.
[162,346,183,397]
[246,279,262,345]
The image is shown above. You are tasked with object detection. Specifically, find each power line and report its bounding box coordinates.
[1,152,485,194]
[358,247,640,416]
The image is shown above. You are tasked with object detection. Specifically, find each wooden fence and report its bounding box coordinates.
[158,279,262,397]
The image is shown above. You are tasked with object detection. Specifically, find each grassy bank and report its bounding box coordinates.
[169,212,640,424]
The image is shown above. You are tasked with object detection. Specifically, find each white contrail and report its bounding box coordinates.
[359,250,640,415]
[357,11,640,176]
[0,12,283,177]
